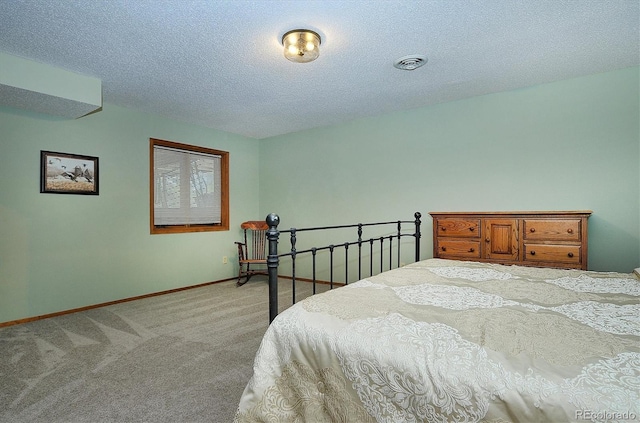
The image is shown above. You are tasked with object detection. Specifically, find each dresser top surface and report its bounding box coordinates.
[429,211,592,217]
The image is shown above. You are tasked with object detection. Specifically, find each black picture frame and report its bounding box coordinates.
[40,151,99,195]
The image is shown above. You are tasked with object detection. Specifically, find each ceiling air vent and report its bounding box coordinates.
[393,55,428,71]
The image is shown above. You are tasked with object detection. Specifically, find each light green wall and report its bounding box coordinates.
[0,51,102,106]
[2,67,638,324]
[0,104,261,323]
[259,67,640,273]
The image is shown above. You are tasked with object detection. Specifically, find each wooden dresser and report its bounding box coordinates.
[429,211,592,270]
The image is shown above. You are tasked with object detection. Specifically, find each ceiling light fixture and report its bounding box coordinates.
[282,29,321,63]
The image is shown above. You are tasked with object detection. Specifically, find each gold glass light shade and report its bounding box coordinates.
[282,29,321,63]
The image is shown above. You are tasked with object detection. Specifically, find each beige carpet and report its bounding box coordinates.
[0,277,327,423]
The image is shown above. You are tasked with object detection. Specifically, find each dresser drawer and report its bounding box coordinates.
[523,244,582,265]
[436,240,481,259]
[523,219,581,241]
[436,219,480,238]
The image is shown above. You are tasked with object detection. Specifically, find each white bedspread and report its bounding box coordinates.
[235,258,640,422]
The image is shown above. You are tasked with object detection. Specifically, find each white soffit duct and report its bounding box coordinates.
[0,52,102,119]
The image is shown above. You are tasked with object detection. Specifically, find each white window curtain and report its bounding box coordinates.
[153,145,221,226]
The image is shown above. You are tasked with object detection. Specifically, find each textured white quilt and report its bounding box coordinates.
[235,258,639,422]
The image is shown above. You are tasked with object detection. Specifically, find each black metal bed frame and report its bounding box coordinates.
[265,212,422,322]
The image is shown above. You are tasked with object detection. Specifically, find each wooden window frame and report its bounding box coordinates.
[150,138,229,234]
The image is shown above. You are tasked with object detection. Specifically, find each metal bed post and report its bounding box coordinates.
[266,213,280,323]
[396,220,402,267]
[357,224,363,280]
[290,229,297,305]
[414,211,422,262]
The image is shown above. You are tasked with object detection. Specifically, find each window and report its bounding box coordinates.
[150,138,229,234]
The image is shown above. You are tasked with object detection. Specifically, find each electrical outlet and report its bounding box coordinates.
[222,256,228,264]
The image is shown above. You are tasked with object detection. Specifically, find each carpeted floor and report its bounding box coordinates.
[0,277,327,423]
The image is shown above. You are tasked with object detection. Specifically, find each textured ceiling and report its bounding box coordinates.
[0,0,638,139]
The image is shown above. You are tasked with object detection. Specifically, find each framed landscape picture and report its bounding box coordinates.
[40,151,99,195]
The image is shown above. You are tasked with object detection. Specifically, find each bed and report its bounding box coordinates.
[234,257,639,422]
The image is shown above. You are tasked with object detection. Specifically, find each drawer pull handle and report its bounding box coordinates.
[485,238,490,243]
[568,252,574,258]
[530,228,536,233]
[468,248,475,252]
[567,228,574,234]
[441,247,446,251]
[469,227,474,232]
[530,250,536,255]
